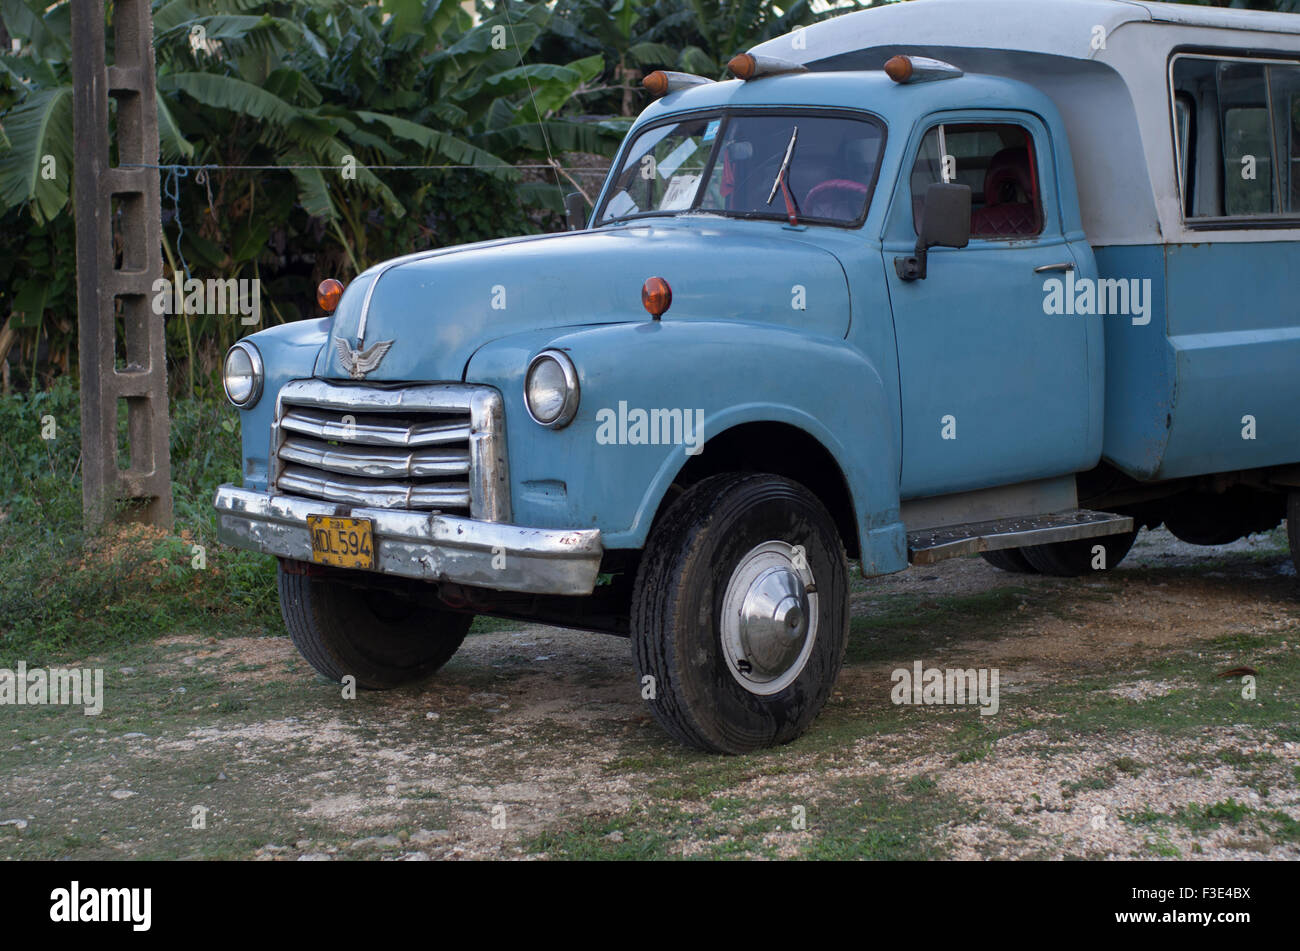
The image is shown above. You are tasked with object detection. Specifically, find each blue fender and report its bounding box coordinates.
[466,319,909,576]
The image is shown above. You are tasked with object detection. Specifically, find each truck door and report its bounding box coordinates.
[883,112,1097,499]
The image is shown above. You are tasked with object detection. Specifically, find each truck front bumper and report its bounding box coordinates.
[213,485,604,596]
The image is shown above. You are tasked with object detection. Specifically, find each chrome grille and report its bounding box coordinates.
[271,379,511,521]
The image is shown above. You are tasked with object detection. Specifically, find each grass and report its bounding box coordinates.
[1062,767,1116,799]
[1119,797,1300,849]
[522,771,972,860]
[0,380,281,664]
[845,587,1039,665]
[795,774,972,860]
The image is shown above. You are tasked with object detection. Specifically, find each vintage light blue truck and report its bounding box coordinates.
[215,0,1300,753]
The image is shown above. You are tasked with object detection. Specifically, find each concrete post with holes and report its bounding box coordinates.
[70,0,172,528]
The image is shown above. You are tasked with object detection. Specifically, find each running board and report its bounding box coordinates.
[907,510,1134,566]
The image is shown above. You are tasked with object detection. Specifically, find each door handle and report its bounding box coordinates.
[1033,262,1075,273]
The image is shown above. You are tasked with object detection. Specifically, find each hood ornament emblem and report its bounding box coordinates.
[336,338,394,380]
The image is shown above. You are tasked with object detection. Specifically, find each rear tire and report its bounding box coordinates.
[631,473,849,754]
[1288,491,1300,577]
[980,548,1040,574]
[1163,487,1285,546]
[1021,529,1138,577]
[277,563,472,688]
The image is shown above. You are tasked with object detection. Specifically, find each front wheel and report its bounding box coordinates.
[277,563,473,688]
[631,473,849,754]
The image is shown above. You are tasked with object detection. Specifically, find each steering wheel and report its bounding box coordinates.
[803,179,869,219]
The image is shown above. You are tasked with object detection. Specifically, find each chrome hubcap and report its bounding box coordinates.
[720,540,818,695]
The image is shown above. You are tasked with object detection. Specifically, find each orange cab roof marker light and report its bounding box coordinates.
[727,53,808,80]
[884,55,964,85]
[642,71,715,98]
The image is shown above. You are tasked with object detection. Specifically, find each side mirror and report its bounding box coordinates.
[894,182,971,281]
[564,192,589,231]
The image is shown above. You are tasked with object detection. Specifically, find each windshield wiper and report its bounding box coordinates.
[766,125,801,226]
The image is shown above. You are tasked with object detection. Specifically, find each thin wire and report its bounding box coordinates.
[141,146,612,280]
[500,2,564,195]
[161,164,192,280]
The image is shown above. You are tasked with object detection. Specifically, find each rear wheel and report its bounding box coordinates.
[1288,492,1300,577]
[277,563,472,688]
[1163,487,1285,546]
[631,473,849,754]
[980,548,1040,574]
[1021,529,1138,577]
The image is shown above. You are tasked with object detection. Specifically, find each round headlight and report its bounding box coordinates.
[223,341,264,409]
[524,350,579,428]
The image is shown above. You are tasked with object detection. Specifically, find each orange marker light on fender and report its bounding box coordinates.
[642,277,672,319]
[884,55,914,84]
[317,278,344,314]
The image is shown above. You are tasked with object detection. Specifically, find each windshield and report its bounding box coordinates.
[596,111,884,227]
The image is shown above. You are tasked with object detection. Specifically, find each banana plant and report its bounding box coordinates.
[536,0,656,115]
[0,0,621,392]
[0,0,612,225]
[0,0,73,224]
[532,0,876,118]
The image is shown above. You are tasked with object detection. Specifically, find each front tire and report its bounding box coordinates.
[278,563,472,689]
[631,473,849,754]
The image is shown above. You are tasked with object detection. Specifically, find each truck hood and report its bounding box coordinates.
[317,219,852,382]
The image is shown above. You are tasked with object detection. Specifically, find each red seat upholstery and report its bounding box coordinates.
[969,147,1040,236]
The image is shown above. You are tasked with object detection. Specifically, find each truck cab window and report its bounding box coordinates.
[1171,54,1300,219]
[1274,66,1300,212]
[599,117,718,221]
[1220,63,1274,216]
[597,112,884,227]
[910,123,1043,237]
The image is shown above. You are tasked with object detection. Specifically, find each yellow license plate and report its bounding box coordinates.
[307,516,375,570]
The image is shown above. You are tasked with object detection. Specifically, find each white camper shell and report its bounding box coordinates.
[751,0,1300,247]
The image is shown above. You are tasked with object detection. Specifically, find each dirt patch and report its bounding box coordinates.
[153,634,303,685]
